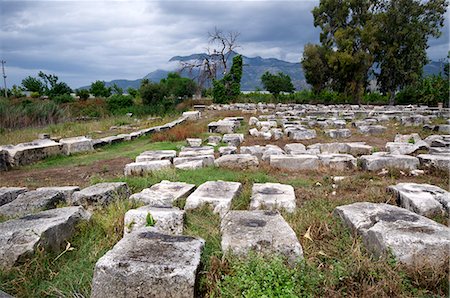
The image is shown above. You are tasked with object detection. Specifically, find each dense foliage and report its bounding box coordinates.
[212,55,243,103]
[261,71,295,96]
[302,0,448,105]
[21,71,72,98]
[90,81,112,98]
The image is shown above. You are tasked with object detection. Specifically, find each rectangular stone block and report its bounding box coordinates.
[91,229,204,298]
[184,181,242,216]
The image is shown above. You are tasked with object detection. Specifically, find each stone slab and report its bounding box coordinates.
[0,187,28,206]
[249,183,296,213]
[135,150,177,162]
[270,155,319,171]
[71,182,130,207]
[184,181,242,216]
[359,153,419,171]
[0,190,66,218]
[124,206,185,235]
[91,229,204,298]
[318,153,357,170]
[130,181,195,207]
[388,183,449,217]
[221,211,303,265]
[36,186,80,202]
[417,154,450,172]
[0,206,90,269]
[214,154,259,170]
[59,136,94,155]
[124,160,172,176]
[334,202,450,268]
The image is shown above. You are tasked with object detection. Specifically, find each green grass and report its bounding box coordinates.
[0,114,178,146]
[25,139,183,170]
[0,199,139,297]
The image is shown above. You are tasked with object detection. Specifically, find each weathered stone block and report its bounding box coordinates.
[318,153,357,170]
[270,155,319,171]
[91,229,204,298]
[0,187,28,206]
[334,202,450,268]
[185,181,242,216]
[359,153,419,171]
[135,150,177,162]
[0,206,90,269]
[130,181,195,207]
[215,154,259,170]
[0,190,65,218]
[249,183,296,213]
[71,182,130,207]
[417,154,450,172]
[221,211,303,265]
[124,160,172,176]
[388,183,449,217]
[59,136,94,155]
[124,206,185,235]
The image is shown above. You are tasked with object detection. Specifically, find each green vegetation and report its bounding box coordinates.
[89,80,112,98]
[22,71,72,98]
[302,0,448,105]
[212,55,243,103]
[261,71,295,96]
[145,212,155,226]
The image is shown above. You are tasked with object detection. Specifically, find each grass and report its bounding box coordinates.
[0,199,140,297]
[1,111,449,297]
[0,114,178,146]
[25,139,183,170]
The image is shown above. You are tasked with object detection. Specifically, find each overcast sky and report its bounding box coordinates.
[1,0,448,89]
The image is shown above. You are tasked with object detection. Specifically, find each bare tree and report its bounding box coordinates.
[178,28,240,97]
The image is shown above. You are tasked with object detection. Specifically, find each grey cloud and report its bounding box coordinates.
[0,0,447,88]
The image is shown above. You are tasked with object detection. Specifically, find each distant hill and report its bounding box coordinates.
[77,53,445,91]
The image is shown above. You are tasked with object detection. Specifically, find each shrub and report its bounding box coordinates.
[52,94,74,104]
[76,89,90,100]
[106,94,134,113]
[362,92,389,105]
[30,92,40,98]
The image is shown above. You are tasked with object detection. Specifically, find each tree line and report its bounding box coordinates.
[301,0,448,105]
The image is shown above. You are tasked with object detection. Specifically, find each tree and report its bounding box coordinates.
[302,44,331,94]
[178,28,240,97]
[22,72,71,97]
[21,76,45,94]
[261,72,295,96]
[372,0,448,105]
[127,87,138,98]
[160,72,197,99]
[90,80,112,97]
[312,0,375,104]
[111,83,123,95]
[76,89,90,100]
[212,54,243,103]
[140,81,167,106]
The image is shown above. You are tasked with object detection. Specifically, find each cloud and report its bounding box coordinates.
[0,0,447,89]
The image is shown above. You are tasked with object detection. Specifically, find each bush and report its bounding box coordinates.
[106,94,134,113]
[30,92,40,98]
[76,89,90,100]
[52,94,74,104]
[0,98,66,129]
[362,92,389,105]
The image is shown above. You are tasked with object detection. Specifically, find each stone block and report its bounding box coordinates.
[249,183,296,213]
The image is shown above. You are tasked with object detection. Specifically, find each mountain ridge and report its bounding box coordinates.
[77,53,445,91]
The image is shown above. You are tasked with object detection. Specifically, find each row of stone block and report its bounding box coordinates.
[0,115,194,171]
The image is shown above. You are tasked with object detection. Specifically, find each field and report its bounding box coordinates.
[0,109,448,297]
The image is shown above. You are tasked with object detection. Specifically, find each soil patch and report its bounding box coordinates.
[0,157,132,189]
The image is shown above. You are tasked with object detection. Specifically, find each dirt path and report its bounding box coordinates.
[0,157,132,189]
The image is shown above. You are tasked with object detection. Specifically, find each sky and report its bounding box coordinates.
[0,0,448,89]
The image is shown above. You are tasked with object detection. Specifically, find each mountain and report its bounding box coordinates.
[77,53,445,91]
